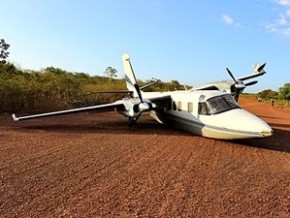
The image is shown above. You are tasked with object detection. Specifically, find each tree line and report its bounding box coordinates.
[258,83,290,101]
[1,61,289,113]
[0,62,189,113]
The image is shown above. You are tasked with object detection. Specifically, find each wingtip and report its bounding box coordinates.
[12,114,19,121]
[122,53,130,61]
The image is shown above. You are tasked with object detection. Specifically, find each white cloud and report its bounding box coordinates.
[265,0,290,36]
[222,14,243,28]
[275,0,290,5]
[222,14,234,25]
[265,21,290,36]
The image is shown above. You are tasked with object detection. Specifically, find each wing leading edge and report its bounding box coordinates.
[12,101,125,121]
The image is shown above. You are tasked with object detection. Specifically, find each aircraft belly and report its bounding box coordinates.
[154,111,262,140]
[154,111,204,136]
[201,126,262,140]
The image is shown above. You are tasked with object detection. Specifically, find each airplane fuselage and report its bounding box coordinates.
[142,90,273,140]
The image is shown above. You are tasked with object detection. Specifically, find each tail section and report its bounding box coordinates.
[253,63,266,75]
[122,53,139,97]
[238,63,267,81]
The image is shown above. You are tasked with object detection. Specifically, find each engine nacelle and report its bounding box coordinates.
[121,98,152,118]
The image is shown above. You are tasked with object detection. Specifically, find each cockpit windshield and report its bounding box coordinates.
[198,94,240,115]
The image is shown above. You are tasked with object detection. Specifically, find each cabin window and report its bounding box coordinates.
[198,102,209,115]
[188,102,193,112]
[178,101,182,111]
[173,101,177,111]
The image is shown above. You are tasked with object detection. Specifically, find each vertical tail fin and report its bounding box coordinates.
[122,53,138,96]
[253,63,266,75]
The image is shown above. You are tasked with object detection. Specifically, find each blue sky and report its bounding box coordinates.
[2,0,290,92]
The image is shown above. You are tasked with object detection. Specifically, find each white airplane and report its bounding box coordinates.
[12,53,273,140]
[192,63,267,101]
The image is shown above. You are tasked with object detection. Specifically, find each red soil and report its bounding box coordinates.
[0,97,290,217]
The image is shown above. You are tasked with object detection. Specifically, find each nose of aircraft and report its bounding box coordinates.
[250,116,273,137]
[230,109,273,137]
[213,109,273,138]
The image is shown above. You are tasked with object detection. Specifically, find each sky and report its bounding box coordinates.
[1,0,290,92]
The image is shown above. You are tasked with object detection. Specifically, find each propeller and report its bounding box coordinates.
[226,67,258,101]
[134,83,144,103]
[122,53,152,127]
[226,68,238,84]
[130,67,151,113]
[128,83,152,127]
[226,67,246,90]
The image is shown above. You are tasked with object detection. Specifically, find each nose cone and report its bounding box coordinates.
[227,109,273,138]
[209,109,273,139]
[249,117,273,137]
[258,123,273,137]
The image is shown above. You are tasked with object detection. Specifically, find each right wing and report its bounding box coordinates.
[12,101,125,121]
[238,63,266,81]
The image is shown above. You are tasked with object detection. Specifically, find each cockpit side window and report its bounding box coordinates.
[198,94,240,115]
[223,94,239,108]
[198,102,209,115]
[207,97,229,114]
[206,94,240,115]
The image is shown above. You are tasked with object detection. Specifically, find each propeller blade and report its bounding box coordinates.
[235,83,246,90]
[134,83,144,103]
[235,93,240,102]
[257,63,266,73]
[245,81,258,86]
[226,68,238,83]
[122,53,144,103]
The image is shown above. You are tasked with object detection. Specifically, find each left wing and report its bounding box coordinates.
[12,101,125,121]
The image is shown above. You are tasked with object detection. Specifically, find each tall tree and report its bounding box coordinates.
[104,66,117,80]
[258,89,278,99]
[278,83,290,101]
[0,38,10,64]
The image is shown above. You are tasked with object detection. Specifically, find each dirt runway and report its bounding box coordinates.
[1,97,290,217]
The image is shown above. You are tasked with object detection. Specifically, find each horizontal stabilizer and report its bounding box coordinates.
[239,63,266,81]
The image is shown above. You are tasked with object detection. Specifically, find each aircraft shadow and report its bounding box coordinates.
[5,114,289,152]
[267,122,290,129]
[258,115,284,120]
[235,128,290,153]
[12,119,189,137]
